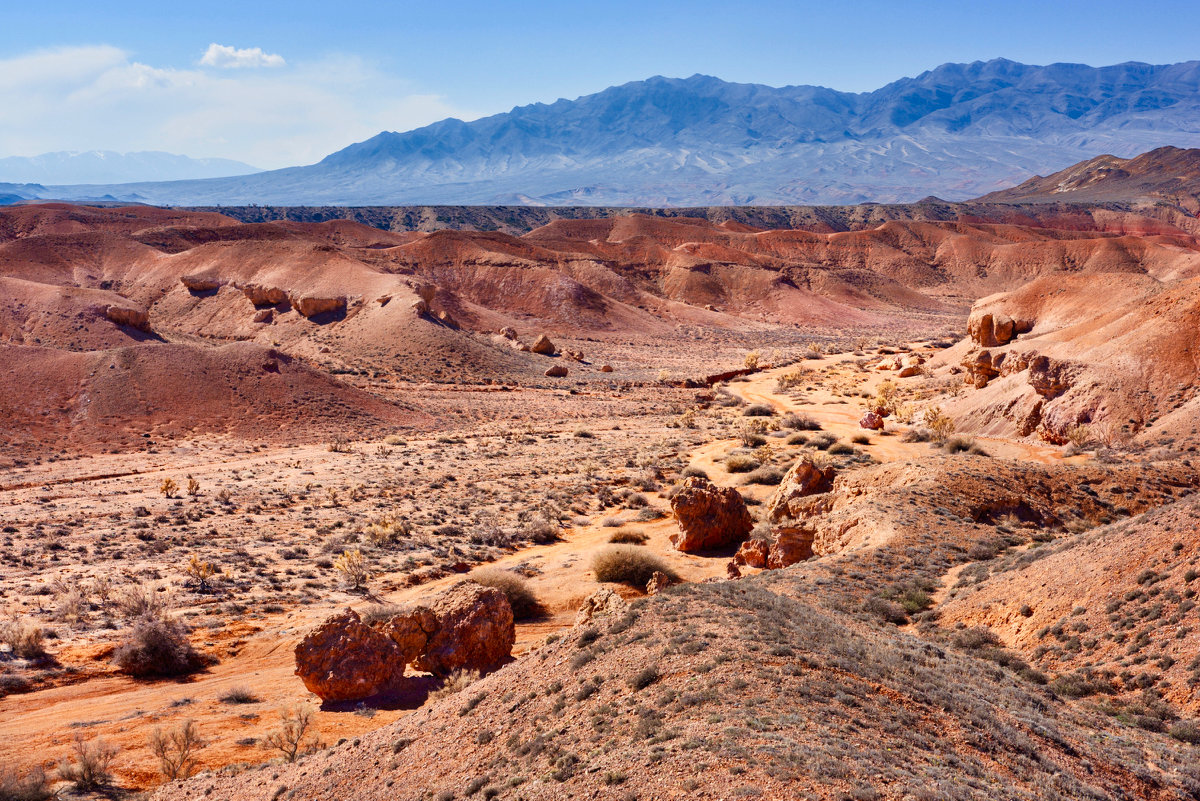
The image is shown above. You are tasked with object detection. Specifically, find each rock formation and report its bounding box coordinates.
[544,365,568,378]
[574,587,630,628]
[293,609,404,702]
[669,476,753,552]
[530,334,556,355]
[411,582,514,677]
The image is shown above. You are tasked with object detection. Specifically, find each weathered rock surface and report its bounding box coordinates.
[544,365,568,378]
[768,527,816,568]
[767,459,836,523]
[530,334,556,355]
[669,476,753,552]
[239,283,287,307]
[292,294,347,318]
[574,587,630,628]
[294,609,403,702]
[104,304,150,331]
[181,274,223,292]
[411,582,514,677]
[646,571,673,595]
[859,412,884,430]
[379,608,439,665]
[733,538,770,568]
[599,364,614,373]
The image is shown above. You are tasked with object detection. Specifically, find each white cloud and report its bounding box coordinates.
[0,46,470,170]
[199,43,285,69]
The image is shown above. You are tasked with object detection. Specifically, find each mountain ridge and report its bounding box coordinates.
[22,58,1200,206]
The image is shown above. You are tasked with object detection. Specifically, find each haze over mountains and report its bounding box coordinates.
[7,58,1200,207]
[0,151,260,185]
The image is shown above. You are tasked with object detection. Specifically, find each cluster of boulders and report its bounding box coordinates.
[179,275,347,320]
[872,352,925,377]
[294,581,514,702]
[968,310,1032,348]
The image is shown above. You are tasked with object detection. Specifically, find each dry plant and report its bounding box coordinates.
[57,735,118,791]
[186,477,200,497]
[1066,423,1092,449]
[149,719,205,780]
[333,548,369,590]
[0,615,47,660]
[184,554,217,593]
[365,514,412,546]
[923,405,956,442]
[264,706,316,763]
[160,478,178,498]
[744,351,760,369]
[428,669,481,702]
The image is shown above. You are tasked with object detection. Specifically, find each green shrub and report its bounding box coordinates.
[592,546,677,587]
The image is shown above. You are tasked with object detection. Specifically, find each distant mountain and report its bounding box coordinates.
[0,151,261,185]
[975,145,1200,207]
[30,59,1200,206]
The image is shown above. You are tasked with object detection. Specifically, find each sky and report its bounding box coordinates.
[3,0,1199,169]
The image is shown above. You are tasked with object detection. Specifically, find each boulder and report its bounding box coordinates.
[574,587,629,628]
[240,284,287,307]
[530,334,556,355]
[411,298,429,315]
[898,365,922,378]
[564,350,585,362]
[669,476,753,553]
[599,364,614,373]
[725,560,742,579]
[544,365,569,378]
[646,571,673,596]
[379,607,439,665]
[733,538,769,568]
[181,274,222,293]
[859,412,884,430]
[767,458,836,523]
[104,304,150,331]
[294,609,403,702]
[968,311,1017,347]
[411,282,437,305]
[499,326,518,340]
[292,294,347,318]
[411,582,514,677]
[252,309,273,324]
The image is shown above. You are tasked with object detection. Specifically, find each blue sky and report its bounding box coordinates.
[3,0,1198,168]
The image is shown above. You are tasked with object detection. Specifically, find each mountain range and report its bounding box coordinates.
[11,58,1200,207]
[0,151,260,185]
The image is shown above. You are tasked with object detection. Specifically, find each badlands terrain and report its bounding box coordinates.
[1,147,1200,800]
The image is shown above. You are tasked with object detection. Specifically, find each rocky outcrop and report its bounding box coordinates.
[969,311,1015,347]
[498,326,518,340]
[859,412,884,430]
[292,294,347,319]
[252,309,273,324]
[294,609,403,702]
[1028,356,1073,399]
[733,538,769,568]
[530,334,556,355]
[104,304,150,331]
[544,365,568,378]
[574,587,629,628]
[410,298,429,315]
[181,274,223,293]
[240,284,287,307]
[379,608,439,665]
[767,459,836,523]
[646,571,673,596]
[411,582,514,677]
[669,476,753,552]
[767,526,816,568]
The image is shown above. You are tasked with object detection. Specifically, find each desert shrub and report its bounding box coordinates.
[724,454,760,473]
[953,627,1002,650]
[57,735,118,791]
[264,706,316,763]
[429,669,480,702]
[219,686,261,704]
[592,546,677,587]
[0,617,47,661]
[628,666,660,691]
[851,433,871,445]
[923,406,956,442]
[471,570,543,620]
[609,530,649,545]
[826,442,855,455]
[635,507,664,521]
[600,516,624,528]
[745,467,784,485]
[780,412,820,431]
[743,403,775,417]
[0,765,51,801]
[944,435,988,455]
[807,433,837,451]
[113,616,203,678]
[863,596,909,625]
[786,433,808,446]
[902,427,933,443]
[149,719,205,780]
[333,548,370,590]
[523,519,561,544]
[680,466,708,480]
[1169,720,1200,744]
[116,582,175,621]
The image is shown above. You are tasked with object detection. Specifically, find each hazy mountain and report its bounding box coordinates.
[33,59,1200,206]
[0,151,261,185]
